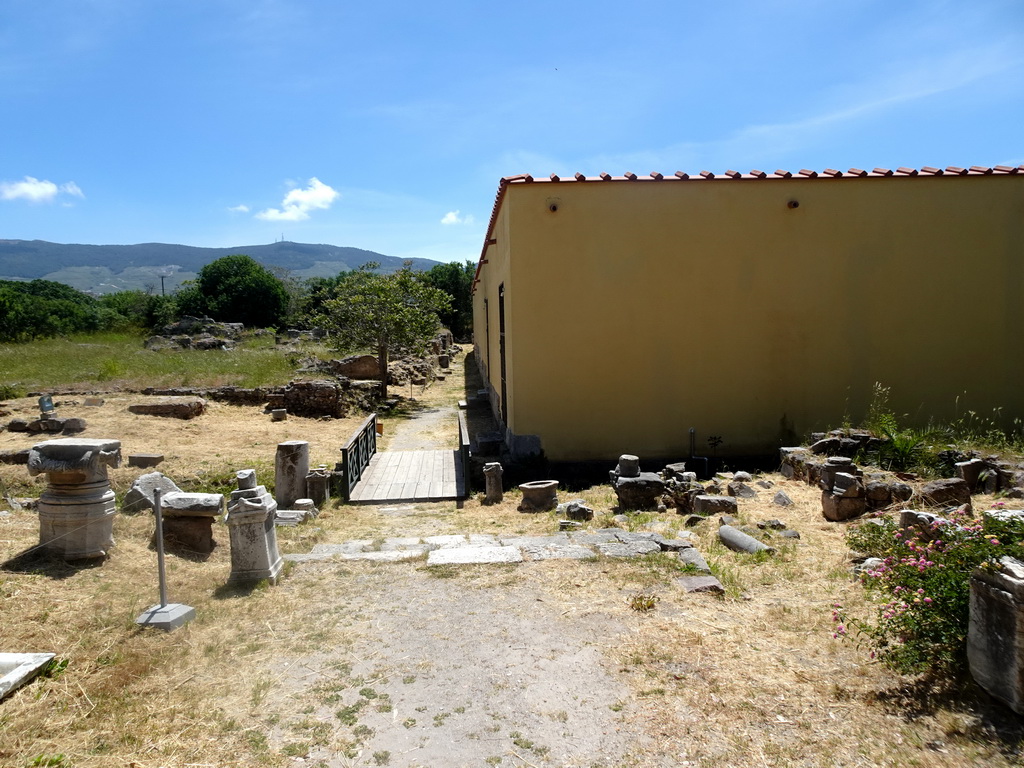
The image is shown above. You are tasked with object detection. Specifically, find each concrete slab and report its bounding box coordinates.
[427,546,523,565]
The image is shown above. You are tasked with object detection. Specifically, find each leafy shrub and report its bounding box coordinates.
[835,506,1024,677]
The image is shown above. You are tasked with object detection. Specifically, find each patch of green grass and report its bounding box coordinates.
[372,751,392,766]
[0,331,302,391]
[335,701,365,726]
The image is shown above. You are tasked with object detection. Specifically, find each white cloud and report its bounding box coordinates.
[441,209,474,225]
[256,177,339,221]
[1,175,83,203]
[60,181,84,198]
[228,204,250,213]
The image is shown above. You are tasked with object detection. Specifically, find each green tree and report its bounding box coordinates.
[180,254,289,329]
[419,260,474,339]
[319,264,451,398]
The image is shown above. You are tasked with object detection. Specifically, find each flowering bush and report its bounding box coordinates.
[834,505,1024,677]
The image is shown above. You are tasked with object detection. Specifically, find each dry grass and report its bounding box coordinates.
[3,360,1024,766]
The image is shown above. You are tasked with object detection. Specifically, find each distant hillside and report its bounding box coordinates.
[0,240,442,294]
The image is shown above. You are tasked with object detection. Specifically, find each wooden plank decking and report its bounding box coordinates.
[348,449,465,503]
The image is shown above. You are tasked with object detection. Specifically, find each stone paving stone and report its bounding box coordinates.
[614,531,664,544]
[596,540,662,557]
[427,546,523,565]
[568,531,620,545]
[283,552,332,563]
[312,541,374,555]
[424,535,467,549]
[339,550,425,562]
[498,534,569,548]
[468,534,500,547]
[524,543,597,561]
[380,537,425,551]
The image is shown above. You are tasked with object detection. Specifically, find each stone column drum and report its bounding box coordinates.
[275,440,309,510]
[28,438,122,560]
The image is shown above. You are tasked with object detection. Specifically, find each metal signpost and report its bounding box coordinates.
[135,488,196,632]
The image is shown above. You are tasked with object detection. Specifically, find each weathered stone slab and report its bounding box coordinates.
[340,550,425,562]
[499,534,569,548]
[161,492,224,517]
[312,540,374,555]
[467,533,501,547]
[569,531,621,545]
[596,540,661,557]
[424,534,468,549]
[678,548,711,573]
[427,546,523,565]
[678,575,725,594]
[523,543,597,561]
[128,396,206,420]
[123,472,182,513]
[380,537,425,551]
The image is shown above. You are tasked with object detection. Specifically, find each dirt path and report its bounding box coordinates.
[270,561,662,768]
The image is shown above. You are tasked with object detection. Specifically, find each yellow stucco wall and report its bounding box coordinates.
[474,174,1024,461]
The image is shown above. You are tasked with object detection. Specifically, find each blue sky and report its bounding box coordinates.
[2,0,1021,264]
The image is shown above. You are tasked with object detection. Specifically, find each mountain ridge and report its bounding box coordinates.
[0,239,442,294]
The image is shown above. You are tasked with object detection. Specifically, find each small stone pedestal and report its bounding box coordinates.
[305,468,331,507]
[968,557,1024,714]
[28,438,121,560]
[275,441,309,509]
[483,462,504,505]
[227,470,283,584]
[518,480,558,512]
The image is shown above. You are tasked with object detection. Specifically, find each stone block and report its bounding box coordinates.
[128,396,206,420]
[128,453,165,469]
[161,492,225,517]
[921,477,971,509]
[968,557,1024,714]
[694,495,738,516]
[123,472,181,513]
[161,516,216,554]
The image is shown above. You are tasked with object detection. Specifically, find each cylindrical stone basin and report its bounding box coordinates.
[518,480,558,512]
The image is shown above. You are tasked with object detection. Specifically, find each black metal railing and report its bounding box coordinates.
[341,413,377,501]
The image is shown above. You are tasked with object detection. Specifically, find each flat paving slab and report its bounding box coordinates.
[427,545,523,565]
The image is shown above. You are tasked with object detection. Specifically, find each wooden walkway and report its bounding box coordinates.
[348,449,465,504]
